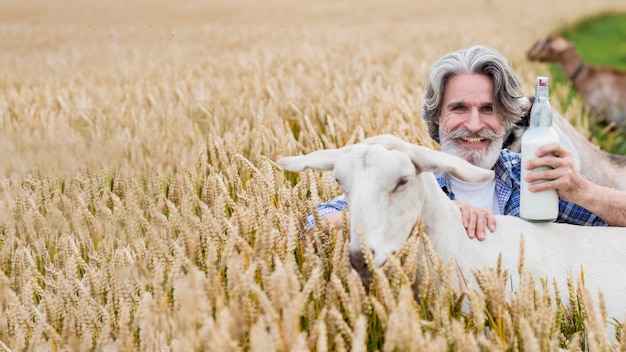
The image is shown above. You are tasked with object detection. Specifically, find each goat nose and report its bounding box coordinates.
[350,251,373,283]
[350,249,375,269]
[350,252,366,272]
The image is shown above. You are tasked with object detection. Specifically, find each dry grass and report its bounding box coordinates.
[1,0,625,350]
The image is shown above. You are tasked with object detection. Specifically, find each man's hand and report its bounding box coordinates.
[523,142,585,201]
[452,199,496,240]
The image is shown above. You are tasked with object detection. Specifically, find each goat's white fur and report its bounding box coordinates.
[278,134,626,335]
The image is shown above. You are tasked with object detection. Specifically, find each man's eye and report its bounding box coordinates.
[481,106,494,113]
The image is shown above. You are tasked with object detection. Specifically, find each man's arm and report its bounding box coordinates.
[309,195,495,240]
[305,196,347,233]
[566,181,626,226]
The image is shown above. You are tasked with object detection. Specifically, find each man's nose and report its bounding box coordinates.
[464,108,484,132]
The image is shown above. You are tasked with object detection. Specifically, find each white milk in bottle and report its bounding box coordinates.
[520,77,560,222]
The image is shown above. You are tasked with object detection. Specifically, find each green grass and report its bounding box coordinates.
[549,12,626,154]
[560,12,626,70]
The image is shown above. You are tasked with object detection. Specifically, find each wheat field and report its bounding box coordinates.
[1,0,626,351]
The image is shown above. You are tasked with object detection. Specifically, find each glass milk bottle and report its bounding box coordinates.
[520,76,560,222]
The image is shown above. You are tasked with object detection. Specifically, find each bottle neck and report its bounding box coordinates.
[535,84,549,101]
[530,84,553,128]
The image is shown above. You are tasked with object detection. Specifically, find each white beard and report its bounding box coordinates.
[439,125,505,170]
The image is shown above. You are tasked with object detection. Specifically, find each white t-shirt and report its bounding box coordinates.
[447,174,501,215]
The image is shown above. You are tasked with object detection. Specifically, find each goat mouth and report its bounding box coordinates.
[350,252,374,284]
[357,269,373,286]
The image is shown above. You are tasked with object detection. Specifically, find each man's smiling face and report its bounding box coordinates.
[437,73,505,169]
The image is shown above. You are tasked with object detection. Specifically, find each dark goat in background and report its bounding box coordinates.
[527,35,626,128]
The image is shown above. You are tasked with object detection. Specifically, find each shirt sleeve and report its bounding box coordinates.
[498,150,608,226]
[305,195,348,230]
[556,199,609,226]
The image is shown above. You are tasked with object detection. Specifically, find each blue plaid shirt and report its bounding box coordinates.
[306,149,608,228]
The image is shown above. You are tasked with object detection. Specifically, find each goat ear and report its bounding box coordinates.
[277,145,354,172]
[358,135,494,182]
[404,144,494,183]
[527,36,548,57]
[519,96,533,115]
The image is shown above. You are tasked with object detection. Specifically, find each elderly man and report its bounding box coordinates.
[308,45,625,239]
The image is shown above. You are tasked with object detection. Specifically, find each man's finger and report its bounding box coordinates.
[487,212,496,232]
[467,211,477,239]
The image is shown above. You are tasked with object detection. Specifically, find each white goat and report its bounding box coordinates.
[278,134,626,335]
[527,35,626,127]
[504,98,626,191]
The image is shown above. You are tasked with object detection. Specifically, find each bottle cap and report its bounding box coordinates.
[537,76,549,86]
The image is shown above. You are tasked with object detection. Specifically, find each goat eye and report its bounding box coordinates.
[392,177,408,192]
